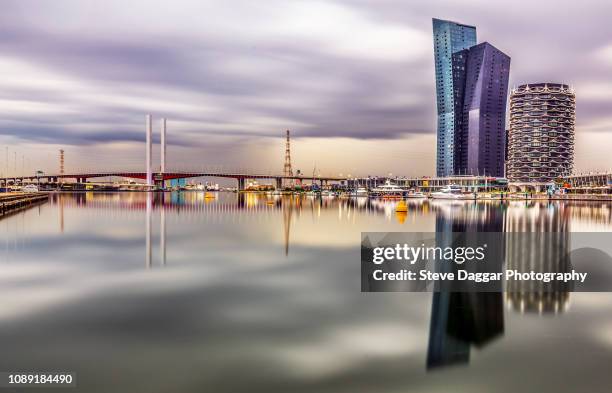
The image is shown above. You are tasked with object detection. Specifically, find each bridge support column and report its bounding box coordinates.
[275,178,282,190]
[155,179,165,190]
[154,173,165,190]
[238,178,245,191]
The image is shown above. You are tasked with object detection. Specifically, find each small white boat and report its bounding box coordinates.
[321,190,335,197]
[370,180,405,198]
[350,187,369,197]
[21,184,39,193]
[406,191,427,198]
[184,183,205,191]
[430,185,473,200]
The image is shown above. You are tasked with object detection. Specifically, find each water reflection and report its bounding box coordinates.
[505,203,572,314]
[428,200,505,370]
[145,192,152,268]
[160,203,166,266]
[12,192,610,388]
[283,196,293,256]
[48,193,611,285]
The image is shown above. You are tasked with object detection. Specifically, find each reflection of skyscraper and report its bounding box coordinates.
[428,291,470,367]
[427,202,505,370]
[505,202,572,313]
[433,19,477,177]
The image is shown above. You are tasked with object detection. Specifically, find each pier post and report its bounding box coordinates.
[275,178,282,190]
[154,173,165,190]
[238,178,245,191]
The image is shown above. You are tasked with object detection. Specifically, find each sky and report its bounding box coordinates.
[0,0,611,178]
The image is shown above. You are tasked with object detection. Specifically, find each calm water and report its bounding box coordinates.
[1,192,611,392]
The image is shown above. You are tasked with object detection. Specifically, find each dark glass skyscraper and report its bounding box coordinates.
[453,43,510,177]
[433,19,477,177]
[433,19,510,178]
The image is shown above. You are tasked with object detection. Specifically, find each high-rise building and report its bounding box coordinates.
[507,83,575,185]
[453,43,510,177]
[432,18,477,177]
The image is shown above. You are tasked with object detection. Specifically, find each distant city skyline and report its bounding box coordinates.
[0,0,611,177]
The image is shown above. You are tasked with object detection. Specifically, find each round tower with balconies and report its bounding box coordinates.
[507,83,575,189]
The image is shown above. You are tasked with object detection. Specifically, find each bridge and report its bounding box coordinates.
[0,171,347,190]
[0,116,349,191]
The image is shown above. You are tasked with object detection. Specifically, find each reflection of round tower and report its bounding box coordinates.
[505,202,571,313]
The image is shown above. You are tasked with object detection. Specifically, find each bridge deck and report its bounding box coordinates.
[0,172,346,182]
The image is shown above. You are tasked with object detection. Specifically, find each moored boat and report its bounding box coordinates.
[21,184,39,193]
[370,180,405,198]
[350,187,369,197]
[406,191,426,198]
[430,185,474,200]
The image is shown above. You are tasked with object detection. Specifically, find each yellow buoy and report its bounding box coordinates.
[395,200,408,212]
[205,192,215,199]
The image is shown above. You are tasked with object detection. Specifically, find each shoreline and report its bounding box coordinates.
[0,193,49,219]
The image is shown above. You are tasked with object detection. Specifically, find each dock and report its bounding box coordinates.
[0,193,49,218]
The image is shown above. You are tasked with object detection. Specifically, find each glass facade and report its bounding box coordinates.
[432,18,477,177]
[454,43,511,177]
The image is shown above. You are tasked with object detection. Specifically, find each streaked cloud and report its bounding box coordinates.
[0,0,610,175]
